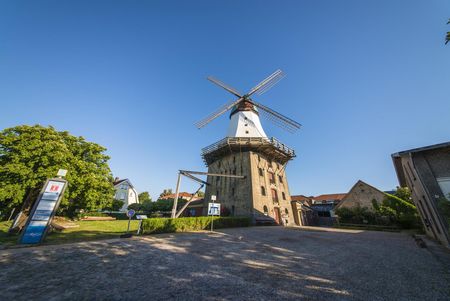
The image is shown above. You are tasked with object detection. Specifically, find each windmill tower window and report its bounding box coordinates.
[263,205,268,216]
[258,168,263,177]
[268,172,275,184]
[282,192,286,200]
[245,131,249,134]
[278,175,283,184]
[271,189,279,203]
[261,186,266,196]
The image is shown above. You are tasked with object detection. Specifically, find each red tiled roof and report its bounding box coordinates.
[160,192,198,199]
[291,195,312,202]
[313,193,347,201]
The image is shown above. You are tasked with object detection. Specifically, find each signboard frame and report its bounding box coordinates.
[208,203,221,216]
[19,178,68,245]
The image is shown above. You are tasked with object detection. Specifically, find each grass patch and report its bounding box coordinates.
[0,220,139,247]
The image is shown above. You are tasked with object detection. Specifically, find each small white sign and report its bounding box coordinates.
[136,215,148,220]
[42,181,65,201]
[208,203,221,216]
[57,169,68,177]
[211,195,217,201]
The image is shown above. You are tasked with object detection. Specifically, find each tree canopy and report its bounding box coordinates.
[0,125,115,217]
[159,189,173,198]
[138,191,151,203]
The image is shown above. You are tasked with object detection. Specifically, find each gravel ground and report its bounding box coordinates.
[1,226,449,301]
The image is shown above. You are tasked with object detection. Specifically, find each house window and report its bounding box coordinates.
[437,177,450,199]
[263,205,268,216]
[282,192,286,200]
[271,189,278,203]
[278,175,283,184]
[216,190,219,199]
[258,168,263,177]
[285,208,289,215]
[232,205,235,216]
[245,131,249,134]
[268,172,275,184]
[261,186,266,196]
[245,124,248,126]
[218,161,221,168]
[232,187,235,195]
[233,156,236,164]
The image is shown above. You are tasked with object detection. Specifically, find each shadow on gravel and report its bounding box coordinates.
[0,226,449,300]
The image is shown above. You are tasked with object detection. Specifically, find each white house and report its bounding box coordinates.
[113,178,139,212]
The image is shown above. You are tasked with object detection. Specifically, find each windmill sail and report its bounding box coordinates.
[196,69,301,136]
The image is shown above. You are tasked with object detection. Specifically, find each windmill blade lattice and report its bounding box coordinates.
[207,76,242,98]
[247,69,285,97]
[195,97,243,129]
[251,100,301,133]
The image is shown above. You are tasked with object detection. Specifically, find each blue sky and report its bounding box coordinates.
[1,1,449,200]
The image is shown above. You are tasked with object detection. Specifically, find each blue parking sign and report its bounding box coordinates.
[208,203,221,216]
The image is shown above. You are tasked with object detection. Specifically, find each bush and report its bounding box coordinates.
[141,216,251,234]
[81,212,109,217]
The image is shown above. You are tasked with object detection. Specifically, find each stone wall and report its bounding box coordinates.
[203,151,295,225]
[337,180,385,211]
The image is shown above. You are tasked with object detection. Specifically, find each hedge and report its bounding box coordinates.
[141,216,251,234]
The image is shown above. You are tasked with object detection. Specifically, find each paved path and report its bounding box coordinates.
[1,227,449,300]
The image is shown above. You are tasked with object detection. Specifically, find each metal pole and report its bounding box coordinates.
[127,217,131,233]
[171,172,182,218]
[7,208,16,221]
[210,200,214,232]
[137,220,142,235]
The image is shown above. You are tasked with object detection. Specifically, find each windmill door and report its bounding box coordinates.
[273,207,281,225]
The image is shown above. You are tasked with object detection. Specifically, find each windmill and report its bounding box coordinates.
[195,69,301,137]
[197,70,302,226]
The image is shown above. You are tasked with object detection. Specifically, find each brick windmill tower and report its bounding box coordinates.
[196,70,301,225]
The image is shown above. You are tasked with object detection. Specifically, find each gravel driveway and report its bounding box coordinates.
[1,226,449,301]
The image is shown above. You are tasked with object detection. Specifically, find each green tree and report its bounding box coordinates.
[138,191,151,203]
[393,186,412,204]
[159,189,172,198]
[372,187,421,229]
[0,125,115,217]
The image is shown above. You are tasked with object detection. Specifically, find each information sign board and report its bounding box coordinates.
[20,179,67,244]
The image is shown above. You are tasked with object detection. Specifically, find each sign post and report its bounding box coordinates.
[122,209,136,238]
[19,177,68,244]
[136,214,147,235]
[208,195,220,232]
